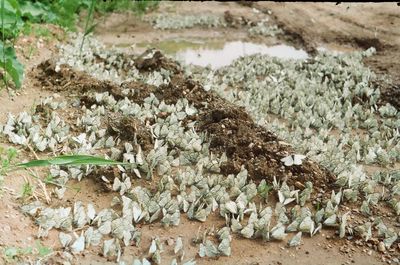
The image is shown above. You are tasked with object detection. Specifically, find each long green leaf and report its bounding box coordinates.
[17,155,127,168]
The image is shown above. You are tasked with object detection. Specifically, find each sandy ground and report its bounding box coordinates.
[0,2,399,265]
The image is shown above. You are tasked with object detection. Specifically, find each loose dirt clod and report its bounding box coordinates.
[380,83,400,110]
[107,114,153,152]
[35,59,125,98]
[134,49,180,73]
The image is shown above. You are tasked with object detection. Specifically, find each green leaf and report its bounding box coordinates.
[36,241,52,257]
[1,0,23,38]
[0,42,24,88]
[17,155,128,168]
[84,22,98,36]
[4,246,18,259]
[19,1,48,22]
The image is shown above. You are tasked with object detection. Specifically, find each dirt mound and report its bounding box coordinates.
[134,49,180,73]
[35,59,126,99]
[224,11,253,28]
[197,104,334,187]
[34,51,335,189]
[107,114,154,152]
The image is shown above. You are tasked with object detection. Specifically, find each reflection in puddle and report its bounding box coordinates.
[175,41,308,69]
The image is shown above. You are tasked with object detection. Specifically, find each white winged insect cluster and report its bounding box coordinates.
[189,46,400,250]
[1,33,400,264]
[148,14,226,30]
[248,19,283,37]
[146,13,281,38]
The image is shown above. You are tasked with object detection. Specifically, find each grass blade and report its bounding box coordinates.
[17,155,127,168]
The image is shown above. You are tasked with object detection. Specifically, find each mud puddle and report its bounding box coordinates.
[137,39,309,69]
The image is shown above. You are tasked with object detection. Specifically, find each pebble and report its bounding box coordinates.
[379,242,386,253]
[166,238,174,246]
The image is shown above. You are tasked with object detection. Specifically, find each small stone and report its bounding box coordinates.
[294,181,305,189]
[379,242,386,253]
[166,238,174,246]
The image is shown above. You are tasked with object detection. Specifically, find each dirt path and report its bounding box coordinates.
[254,2,400,109]
[0,2,398,265]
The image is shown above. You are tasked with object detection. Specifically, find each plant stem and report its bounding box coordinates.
[1,0,7,89]
[79,0,96,57]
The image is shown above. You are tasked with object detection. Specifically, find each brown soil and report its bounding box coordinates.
[134,50,179,73]
[34,59,125,99]
[107,114,154,152]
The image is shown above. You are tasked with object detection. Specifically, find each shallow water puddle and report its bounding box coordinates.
[138,40,308,69]
[176,41,308,69]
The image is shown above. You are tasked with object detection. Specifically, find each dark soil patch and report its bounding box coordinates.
[377,82,400,110]
[86,168,119,192]
[363,47,400,111]
[34,59,126,99]
[351,37,385,51]
[224,11,254,28]
[34,59,160,106]
[107,114,154,152]
[134,49,180,73]
[197,104,335,188]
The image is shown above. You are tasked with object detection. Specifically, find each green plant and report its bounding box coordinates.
[3,246,32,261]
[35,241,52,257]
[79,0,96,56]
[17,154,127,168]
[0,147,16,196]
[257,179,272,201]
[96,0,159,15]
[2,241,51,262]
[133,0,159,15]
[0,41,24,88]
[1,0,23,89]
[21,180,34,198]
[0,147,17,175]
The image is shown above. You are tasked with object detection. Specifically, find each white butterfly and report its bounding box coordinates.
[281,154,306,166]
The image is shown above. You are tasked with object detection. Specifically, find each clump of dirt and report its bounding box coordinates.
[86,167,119,192]
[379,83,400,110]
[107,114,153,152]
[197,104,334,188]
[121,81,158,104]
[134,49,180,73]
[35,59,126,99]
[134,53,335,187]
[35,59,161,106]
[224,11,254,28]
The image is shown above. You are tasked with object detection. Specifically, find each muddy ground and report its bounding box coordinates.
[0,2,399,265]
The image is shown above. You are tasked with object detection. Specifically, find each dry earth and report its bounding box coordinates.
[0,2,399,265]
